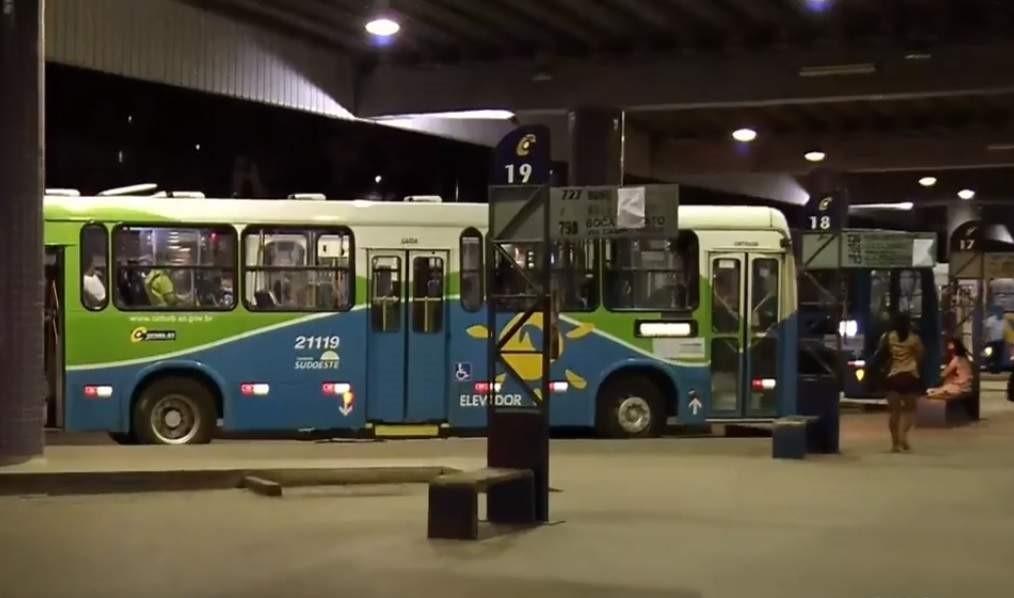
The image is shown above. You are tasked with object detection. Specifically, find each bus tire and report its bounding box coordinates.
[133,377,216,445]
[596,376,664,438]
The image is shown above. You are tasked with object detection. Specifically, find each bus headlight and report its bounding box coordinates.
[838,320,859,338]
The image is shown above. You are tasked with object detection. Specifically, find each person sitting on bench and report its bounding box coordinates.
[926,337,973,400]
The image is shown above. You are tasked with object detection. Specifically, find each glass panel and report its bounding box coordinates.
[460,231,482,311]
[711,258,741,334]
[897,269,922,317]
[371,256,401,332]
[413,256,444,333]
[114,226,236,310]
[491,241,598,312]
[711,338,740,412]
[81,224,109,311]
[749,337,779,414]
[750,258,779,334]
[243,228,353,312]
[605,232,699,310]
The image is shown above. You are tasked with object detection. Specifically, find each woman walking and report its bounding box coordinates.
[876,312,925,452]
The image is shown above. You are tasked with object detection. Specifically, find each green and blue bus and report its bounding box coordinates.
[44,194,799,444]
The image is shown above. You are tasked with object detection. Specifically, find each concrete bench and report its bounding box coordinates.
[427,467,535,540]
[916,393,974,428]
[772,415,821,460]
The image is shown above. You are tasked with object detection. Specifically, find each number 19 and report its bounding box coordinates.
[505,163,532,184]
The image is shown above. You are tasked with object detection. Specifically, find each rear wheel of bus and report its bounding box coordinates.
[596,376,665,438]
[133,377,216,445]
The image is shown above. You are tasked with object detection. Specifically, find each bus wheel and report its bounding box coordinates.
[133,377,216,445]
[597,377,664,438]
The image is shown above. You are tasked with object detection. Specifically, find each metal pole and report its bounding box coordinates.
[0,0,45,464]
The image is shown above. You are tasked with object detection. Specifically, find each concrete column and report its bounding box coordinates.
[0,0,45,464]
[567,107,624,186]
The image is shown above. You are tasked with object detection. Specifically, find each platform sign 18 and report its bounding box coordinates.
[490,125,551,186]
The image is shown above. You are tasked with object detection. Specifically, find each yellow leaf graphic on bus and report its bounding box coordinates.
[566,322,595,339]
[495,373,506,384]
[534,388,543,401]
[565,369,588,390]
[466,325,490,339]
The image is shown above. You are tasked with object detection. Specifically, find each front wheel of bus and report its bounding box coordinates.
[134,377,216,445]
[597,377,664,439]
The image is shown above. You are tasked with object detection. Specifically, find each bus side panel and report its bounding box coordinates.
[64,311,370,434]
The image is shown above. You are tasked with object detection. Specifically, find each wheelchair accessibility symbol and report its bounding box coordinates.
[454,362,472,382]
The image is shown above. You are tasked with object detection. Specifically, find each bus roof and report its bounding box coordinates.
[44,195,790,233]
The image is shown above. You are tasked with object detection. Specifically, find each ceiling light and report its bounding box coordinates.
[365,17,400,37]
[732,128,757,142]
[958,189,976,200]
[799,63,877,78]
[986,143,1014,151]
[374,175,383,184]
[850,202,914,211]
[918,176,937,187]
[804,150,826,162]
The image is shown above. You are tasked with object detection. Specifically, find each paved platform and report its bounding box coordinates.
[1,393,1013,597]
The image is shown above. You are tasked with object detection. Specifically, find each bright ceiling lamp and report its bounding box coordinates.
[918,176,937,187]
[958,189,976,200]
[732,128,757,142]
[365,17,400,37]
[850,202,914,211]
[804,150,826,162]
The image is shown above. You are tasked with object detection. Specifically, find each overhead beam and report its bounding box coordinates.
[356,42,1014,117]
[649,127,1014,176]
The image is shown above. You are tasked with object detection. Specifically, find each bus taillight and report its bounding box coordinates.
[473,382,502,394]
[83,385,113,398]
[240,383,270,396]
[321,382,352,396]
[751,379,776,392]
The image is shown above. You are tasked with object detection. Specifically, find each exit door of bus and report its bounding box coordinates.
[709,253,783,419]
[366,249,449,423]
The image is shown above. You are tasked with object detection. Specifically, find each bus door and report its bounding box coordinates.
[709,253,782,418]
[44,246,65,428]
[366,249,449,423]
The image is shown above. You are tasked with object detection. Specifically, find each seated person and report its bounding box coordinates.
[925,337,973,400]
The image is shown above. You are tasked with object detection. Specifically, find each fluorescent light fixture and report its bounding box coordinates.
[374,109,515,120]
[46,188,81,196]
[986,143,1014,151]
[904,52,932,61]
[98,183,158,196]
[365,17,400,37]
[958,189,976,200]
[799,63,877,77]
[638,321,693,338]
[804,150,827,162]
[288,193,327,200]
[918,176,937,187]
[850,202,914,211]
[732,128,757,142]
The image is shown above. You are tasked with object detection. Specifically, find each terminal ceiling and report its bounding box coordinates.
[199,0,1014,207]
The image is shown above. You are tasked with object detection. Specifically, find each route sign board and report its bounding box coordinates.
[802,230,936,270]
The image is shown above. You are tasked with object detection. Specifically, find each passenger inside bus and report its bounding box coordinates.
[82,261,107,309]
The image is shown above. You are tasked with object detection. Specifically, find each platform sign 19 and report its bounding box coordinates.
[491,125,551,186]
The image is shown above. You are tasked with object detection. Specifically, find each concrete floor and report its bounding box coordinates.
[2,393,1013,597]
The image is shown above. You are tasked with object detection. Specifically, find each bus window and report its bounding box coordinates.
[460,229,482,312]
[413,256,444,333]
[491,241,598,312]
[113,225,236,310]
[80,224,109,311]
[751,258,779,334]
[243,227,353,312]
[371,256,401,332]
[897,269,922,317]
[605,232,698,311]
[711,258,741,333]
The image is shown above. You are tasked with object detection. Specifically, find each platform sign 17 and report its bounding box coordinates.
[490,125,551,186]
